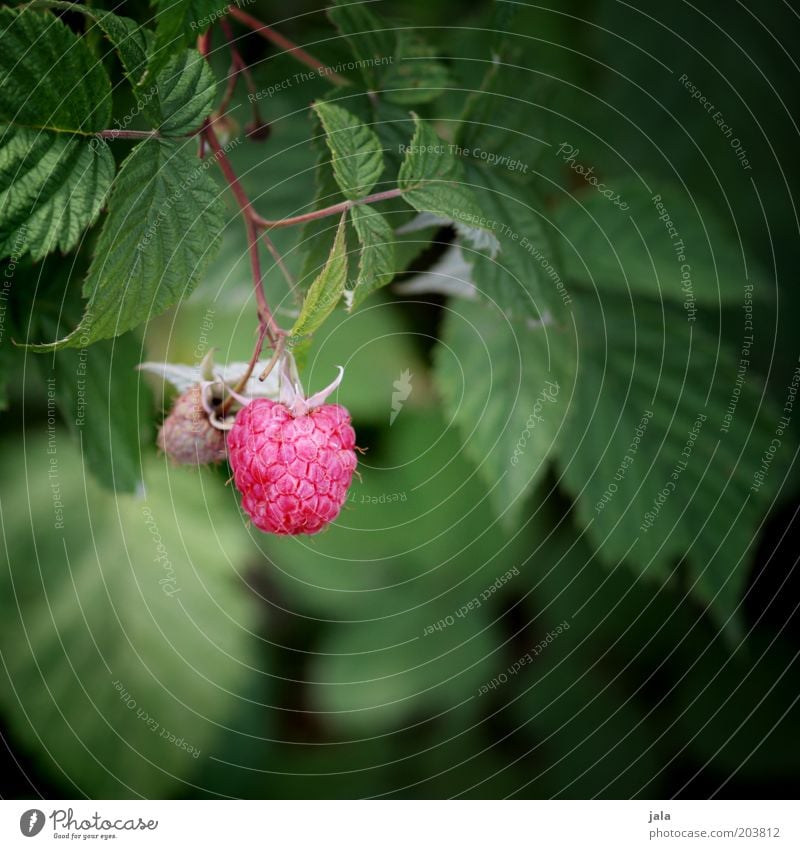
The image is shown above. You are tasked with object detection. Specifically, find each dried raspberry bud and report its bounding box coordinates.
[209,111,240,145]
[140,351,282,465]
[244,119,271,141]
[157,385,227,466]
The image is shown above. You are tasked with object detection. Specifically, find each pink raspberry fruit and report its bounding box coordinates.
[226,398,357,535]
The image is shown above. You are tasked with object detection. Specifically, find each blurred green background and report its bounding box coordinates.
[1,0,799,799]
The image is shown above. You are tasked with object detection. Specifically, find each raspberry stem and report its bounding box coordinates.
[217,17,264,128]
[201,117,283,348]
[253,188,405,230]
[225,5,350,87]
[218,323,274,416]
[197,26,287,359]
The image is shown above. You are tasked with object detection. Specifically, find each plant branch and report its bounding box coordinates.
[221,322,271,412]
[260,231,295,290]
[201,118,282,349]
[219,17,259,99]
[197,28,287,361]
[226,5,349,86]
[218,17,263,124]
[254,187,404,230]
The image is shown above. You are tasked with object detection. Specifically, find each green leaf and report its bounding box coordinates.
[309,600,497,733]
[436,297,575,523]
[29,139,225,350]
[398,113,486,230]
[312,101,384,200]
[347,204,395,309]
[297,124,348,292]
[0,7,111,133]
[327,0,394,88]
[558,293,790,632]
[522,504,705,668]
[507,635,662,798]
[148,0,220,79]
[36,322,149,493]
[145,49,217,136]
[461,162,570,323]
[256,410,525,615]
[456,51,549,171]
[27,0,151,85]
[0,125,114,261]
[382,33,451,105]
[664,634,800,778]
[290,212,348,342]
[0,333,10,411]
[554,175,769,305]
[0,437,260,797]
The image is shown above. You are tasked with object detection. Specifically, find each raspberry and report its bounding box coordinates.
[158,385,227,465]
[227,398,357,535]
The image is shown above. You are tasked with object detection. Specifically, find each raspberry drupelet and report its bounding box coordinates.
[226,397,357,535]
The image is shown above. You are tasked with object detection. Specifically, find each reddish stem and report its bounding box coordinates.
[219,18,261,109]
[197,27,286,360]
[226,323,270,402]
[202,119,282,348]
[260,231,295,290]
[218,59,240,117]
[226,5,349,86]
[254,188,403,230]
